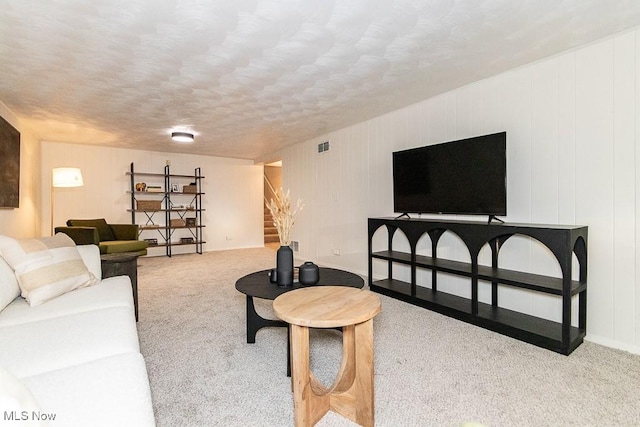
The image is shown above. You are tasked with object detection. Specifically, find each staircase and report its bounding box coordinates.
[264,166,282,245]
[264,204,279,244]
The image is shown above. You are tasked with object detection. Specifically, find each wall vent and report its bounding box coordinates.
[317,141,330,153]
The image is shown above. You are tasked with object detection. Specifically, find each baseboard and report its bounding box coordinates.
[584,334,640,356]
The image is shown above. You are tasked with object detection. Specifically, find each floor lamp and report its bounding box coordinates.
[51,167,84,235]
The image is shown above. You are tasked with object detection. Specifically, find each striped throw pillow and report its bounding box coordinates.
[0,234,98,307]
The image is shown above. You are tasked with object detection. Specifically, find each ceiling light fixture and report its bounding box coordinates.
[171,131,194,143]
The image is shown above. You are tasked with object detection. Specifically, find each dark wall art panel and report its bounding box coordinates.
[0,115,20,208]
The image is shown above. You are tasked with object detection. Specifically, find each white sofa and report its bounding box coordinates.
[0,243,155,427]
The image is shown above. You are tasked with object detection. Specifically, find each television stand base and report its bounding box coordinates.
[488,215,504,224]
[367,217,588,355]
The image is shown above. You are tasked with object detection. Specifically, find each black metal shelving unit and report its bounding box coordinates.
[368,217,588,355]
[127,162,205,256]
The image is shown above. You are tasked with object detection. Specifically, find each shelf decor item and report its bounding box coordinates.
[170,218,186,227]
[183,183,197,193]
[136,200,161,210]
[146,185,163,193]
[267,187,304,287]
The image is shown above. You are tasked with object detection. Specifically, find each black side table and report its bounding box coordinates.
[100,252,139,321]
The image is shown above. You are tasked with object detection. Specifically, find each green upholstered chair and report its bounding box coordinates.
[55,218,148,256]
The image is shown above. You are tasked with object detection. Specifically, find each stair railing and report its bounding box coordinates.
[264,174,277,208]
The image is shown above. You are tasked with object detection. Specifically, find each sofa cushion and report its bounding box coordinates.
[0,276,133,327]
[100,240,148,254]
[23,353,155,427]
[0,234,98,307]
[0,254,21,313]
[76,244,102,279]
[67,218,116,242]
[0,306,139,377]
[0,365,46,426]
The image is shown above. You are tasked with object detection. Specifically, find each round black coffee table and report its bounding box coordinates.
[235,267,364,375]
[236,267,364,342]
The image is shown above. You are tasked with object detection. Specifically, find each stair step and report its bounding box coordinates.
[264,201,279,243]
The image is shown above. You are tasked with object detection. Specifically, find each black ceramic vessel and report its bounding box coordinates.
[276,245,294,286]
[298,261,319,285]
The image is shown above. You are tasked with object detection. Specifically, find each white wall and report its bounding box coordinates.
[41,142,264,253]
[279,27,640,353]
[0,101,40,238]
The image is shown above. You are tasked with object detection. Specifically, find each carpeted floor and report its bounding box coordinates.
[136,248,640,426]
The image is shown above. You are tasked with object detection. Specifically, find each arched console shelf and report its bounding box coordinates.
[368,217,588,355]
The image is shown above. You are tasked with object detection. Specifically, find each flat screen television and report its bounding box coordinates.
[393,132,506,217]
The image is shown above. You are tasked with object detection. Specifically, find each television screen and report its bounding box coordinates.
[393,132,506,216]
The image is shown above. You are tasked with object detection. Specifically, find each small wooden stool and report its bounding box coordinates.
[273,286,382,427]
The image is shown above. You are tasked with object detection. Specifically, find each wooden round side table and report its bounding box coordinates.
[273,286,382,427]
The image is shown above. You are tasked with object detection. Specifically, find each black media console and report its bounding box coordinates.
[367,217,588,355]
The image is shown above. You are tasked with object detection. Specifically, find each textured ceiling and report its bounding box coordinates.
[1,0,639,160]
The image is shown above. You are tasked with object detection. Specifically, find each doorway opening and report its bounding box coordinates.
[264,161,282,248]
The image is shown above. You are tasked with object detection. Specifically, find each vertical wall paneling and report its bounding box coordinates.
[575,39,616,339]
[635,30,640,348]
[376,112,395,216]
[366,118,384,216]
[501,67,533,222]
[418,99,431,146]
[392,105,411,150]
[557,53,577,225]
[316,129,338,264]
[531,59,560,224]
[426,93,454,145]
[530,59,563,321]
[406,104,421,149]
[284,141,313,261]
[455,85,473,139]
[347,123,370,271]
[612,31,637,344]
[471,76,502,136]
[278,27,640,352]
[496,67,535,315]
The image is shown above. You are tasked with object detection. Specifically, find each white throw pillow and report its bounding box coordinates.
[0,365,48,426]
[0,253,21,313]
[0,234,98,307]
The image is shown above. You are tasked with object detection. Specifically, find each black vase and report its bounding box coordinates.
[298,261,319,285]
[276,245,294,287]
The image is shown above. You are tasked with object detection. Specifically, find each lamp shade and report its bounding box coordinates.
[52,167,84,188]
